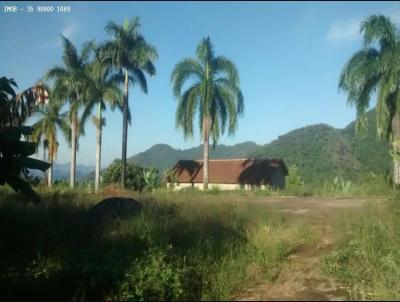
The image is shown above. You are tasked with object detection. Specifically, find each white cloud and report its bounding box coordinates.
[34,22,80,52]
[326,17,362,44]
[61,23,79,39]
[387,10,400,24]
[326,8,400,45]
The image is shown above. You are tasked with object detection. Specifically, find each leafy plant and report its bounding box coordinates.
[331,176,352,195]
[102,159,145,191]
[116,246,185,301]
[163,168,179,190]
[285,165,303,189]
[0,76,50,203]
[143,167,162,192]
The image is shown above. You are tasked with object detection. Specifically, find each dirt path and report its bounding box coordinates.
[234,196,386,301]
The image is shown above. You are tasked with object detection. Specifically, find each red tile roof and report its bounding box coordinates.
[172,158,287,185]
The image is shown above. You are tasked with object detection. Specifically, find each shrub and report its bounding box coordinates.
[143,167,162,192]
[284,165,306,196]
[102,160,145,191]
[116,246,186,301]
[163,168,179,190]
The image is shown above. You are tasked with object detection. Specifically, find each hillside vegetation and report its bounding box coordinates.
[127,109,390,184]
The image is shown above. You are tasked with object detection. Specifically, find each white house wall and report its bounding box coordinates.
[168,183,271,191]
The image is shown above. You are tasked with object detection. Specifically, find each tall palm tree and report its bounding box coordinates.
[171,37,244,190]
[32,101,68,187]
[81,57,123,192]
[98,17,158,188]
[339,15,400,187]
[45,35,93,188]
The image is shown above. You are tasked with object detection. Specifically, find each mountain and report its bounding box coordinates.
[128,142,261,172]
[341,109,391,176]
[253,108,391,184]
[253,124,359,184]
[124,108,391,184]
[30,163,95,181]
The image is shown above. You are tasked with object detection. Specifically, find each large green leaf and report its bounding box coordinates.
[20,157,51,171]
[0,140,36,156]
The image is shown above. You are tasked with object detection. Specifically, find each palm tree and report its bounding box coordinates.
[81,57,123,192]
[32,101,68,187]
[171,37,244,190]
[98,17,158,188]
[339,15,400,187]
[45,35,93,188]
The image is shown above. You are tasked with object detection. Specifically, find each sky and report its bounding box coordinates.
[1,1,400,167]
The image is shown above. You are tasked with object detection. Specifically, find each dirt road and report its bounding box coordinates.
[234,196,386,301]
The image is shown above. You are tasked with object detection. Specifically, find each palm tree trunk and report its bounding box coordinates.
[43,145,48,186]
[48,156,53,188]
[203,116,209,190]
[121,68,129,188]
[95,104,102,192]
[70,116,77,189]
[392,110,400,188]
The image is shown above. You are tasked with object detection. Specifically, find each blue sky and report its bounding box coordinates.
[1,1,400,167]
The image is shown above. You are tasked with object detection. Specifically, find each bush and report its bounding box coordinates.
[143,167,162,192]
[102,160,146,191]
[116,246,186,301]
[163,168,179,190]
[284,165,306,196]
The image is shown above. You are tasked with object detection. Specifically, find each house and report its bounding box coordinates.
[169,158,288,190]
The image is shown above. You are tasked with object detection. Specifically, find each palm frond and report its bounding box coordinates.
[175,84,201,139]
[171,58,203,98]
[213,56,240,86]
[196,36,214,65]
[361,15,397,49]
[60,35,81,70]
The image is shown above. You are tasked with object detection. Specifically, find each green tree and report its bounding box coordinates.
[45,35,93,188]
[81,51,123,192]
[31,98,69,187]
[171,37,244,190]
[339,15,400,187]
[102,159,145,191]
[98,17,158,188]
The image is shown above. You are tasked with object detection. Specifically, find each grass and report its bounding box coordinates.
[0,187,316,300]
[322,197,400,300]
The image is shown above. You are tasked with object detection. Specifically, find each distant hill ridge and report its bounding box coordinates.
[30,163,94,181]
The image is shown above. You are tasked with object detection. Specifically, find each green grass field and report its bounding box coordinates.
[322,196,400,300]
[0,187,316,300]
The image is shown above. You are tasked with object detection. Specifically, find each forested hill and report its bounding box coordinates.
[252,109,390,183]
[127,109,391,184]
